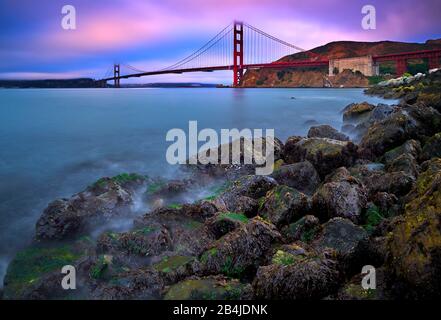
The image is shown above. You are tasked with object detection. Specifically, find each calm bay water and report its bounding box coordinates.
[0,87,392,285]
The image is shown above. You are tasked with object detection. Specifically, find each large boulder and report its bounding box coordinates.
[362,171,415,198]
[270,161,320,195]
[3,239,93,299]
[283,137,358,178]
[307,125,349,141]
[386,158,441,298]
[134,207,215,256]
[359,110,418,158]
[196,218,281,279]
[282,215,320,243]
[252,250,340,299]
[350,161,415,198]
[259,185,310,227]
[186,136,284,179]
[219,175,278,212]
[420,132,441,161]
[91,268,165,300]
[164,276,251,300]
[342,102,375,122]
[360,105,441,158]
[97,226,172,257]
[312,218,368,257]
[312,168,367,223]
[35,175,147,240]
[205,212,249,239]
[382,139,421,163]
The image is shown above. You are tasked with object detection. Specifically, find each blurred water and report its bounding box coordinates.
[0,87,392,285]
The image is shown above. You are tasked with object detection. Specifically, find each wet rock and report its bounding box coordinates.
[152,255,195,284]
[91,268,165,300]
[219,175,278,212]
[382,139,421,163]
[371,192,399,217]
[134,207,215,256]
[197,218,281,279]
[205,212,249,239]
[179,201,220,220]
[259,185,310,227]
[420,132,441,161]
[97,226,172,257]
[342,102,375,122]
[362,171,415,197]
[406,103,441,138]
[312,218,368,257]
[146,179,195,199]
[360,105,441,158]
[283,137,358,178]
[3,239,93,299]
[335,268,389,300]
[186,136,283,179]
[359,110,417,158]
[282,136,303,163]
[164,276,251,300]
[270,161,320,195]
[369,103,397,122]
[253,251,340,299]
[307,124,349,141]
[385,153,419,176]
[35,176,145,240]
[312,168,367,223]
[387,158,441,298]
[282,215,320,242]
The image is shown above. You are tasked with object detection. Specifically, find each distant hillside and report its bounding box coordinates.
[0,78,97,88]
[241,38,441,88]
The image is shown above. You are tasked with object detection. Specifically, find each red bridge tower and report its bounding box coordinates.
[233,21,244,87]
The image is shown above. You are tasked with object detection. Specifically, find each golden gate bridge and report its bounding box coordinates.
[98,21,441,87]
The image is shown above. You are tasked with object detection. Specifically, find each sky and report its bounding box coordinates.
[0,0,440,84]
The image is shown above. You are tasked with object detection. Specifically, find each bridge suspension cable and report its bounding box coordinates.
[103,21,315,86]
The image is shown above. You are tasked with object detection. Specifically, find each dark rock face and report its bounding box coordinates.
[205,212,247,239]
[283,137,358,178]
[359,111,417,158]
[97,226,172,257]
[362,171,416,198]
[91,268,166,300]
[253,251,340,299]
[134,207,215,256]
[385,153,419,176]
[421,132,441,161]
[335,267,389,300]
[312,168,368,223]
[282,215,320,242]
[219,175,278,212]
[36,178,140,240]
[349,160,416,198]
[260,185,310,227]
[383,139,421,164]
[164,276,251,300]
[342,102,375,122]
[360,105,441,158]
[197,218,281,279]
[282,136,303,163]
[387,158,441,298]
[313,218,368,257]
[307,124,349,141]
[270,161,320,195]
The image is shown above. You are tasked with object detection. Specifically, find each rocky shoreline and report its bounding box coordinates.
[2,70,441,300]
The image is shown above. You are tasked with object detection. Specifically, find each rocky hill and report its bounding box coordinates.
[241,38,441,88]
